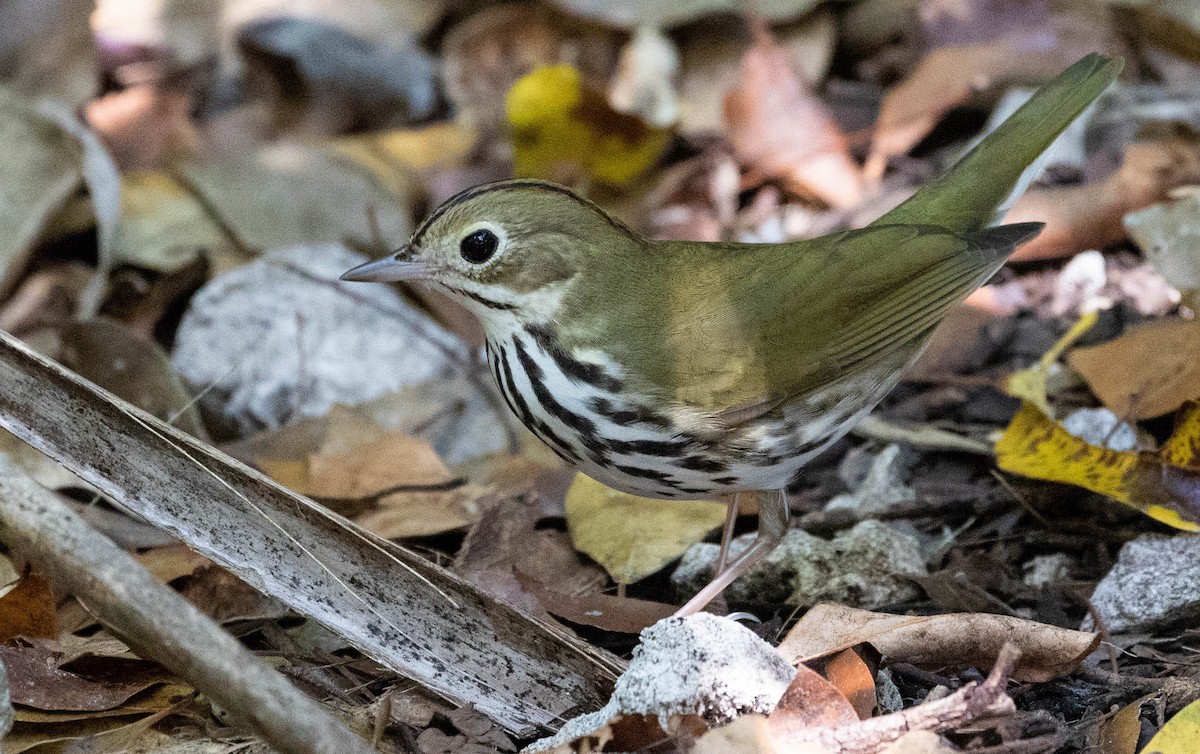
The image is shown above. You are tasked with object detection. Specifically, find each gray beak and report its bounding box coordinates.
[339,247,428,282]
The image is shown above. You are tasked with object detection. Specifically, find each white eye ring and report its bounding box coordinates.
[458,222,507,266]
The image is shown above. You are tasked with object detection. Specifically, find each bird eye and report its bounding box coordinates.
[460,229,499,264]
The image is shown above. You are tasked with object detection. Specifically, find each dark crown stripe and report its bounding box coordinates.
[525,324,623,392]
[410,180,640,247]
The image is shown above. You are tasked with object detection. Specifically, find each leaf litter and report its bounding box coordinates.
[5,1,1200,752]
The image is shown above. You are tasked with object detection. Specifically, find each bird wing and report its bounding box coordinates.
[642,222,1042,427]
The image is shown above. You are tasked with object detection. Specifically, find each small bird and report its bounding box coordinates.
[343,54,1121,614]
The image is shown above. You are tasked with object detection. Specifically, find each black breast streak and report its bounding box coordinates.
[512,336,607,447]
[496,344,580,462]
[525,324,623,392]
[589,397,673,429]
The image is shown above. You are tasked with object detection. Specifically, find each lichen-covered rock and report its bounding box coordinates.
[672,521,927,609]
[524,614,795,752]
[172,245,466,437]
[1086,533,1200,633]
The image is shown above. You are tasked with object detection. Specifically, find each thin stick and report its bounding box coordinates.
[0,453,374,754]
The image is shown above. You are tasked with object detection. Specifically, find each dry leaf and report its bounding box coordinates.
[1096,693,1155,754]
[565,473,726,584]
[866,0,1117,177]
[723,26,861,207]
[506,63,672,187]
[0,88,83,298]
[0,569,57,641]
[1125,189,1200,308]
[514,570,675,633]
[254,407,482,539]
[822,649,876,721]
[777,603,1099,682]
[996,400,1200,531]
[1007,138,1200,261]
[768,662,859,737]
[0,645,167,713]
[677,11,835,136]
[57,318,208,439]
[1069,317,1200,420]
[1143,697,1200,754]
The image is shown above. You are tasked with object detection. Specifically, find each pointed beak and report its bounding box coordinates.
[339,247,428,282]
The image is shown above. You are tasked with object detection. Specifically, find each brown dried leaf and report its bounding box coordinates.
[0,569,57,641]
[1007,138,1200,261]
[57,318,208,439]
[514,570,674,633]
[1068,317,1200,420]
[724,29,861,207]
[769,662,859,737]
[866,0,1117,177]
[777,604,1098,682]
[0,645,166,713]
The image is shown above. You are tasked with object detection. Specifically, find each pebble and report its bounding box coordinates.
[524,614,795,752]
[672,520,927,609]
[172,245,467,437]
[1086,533,1200,633]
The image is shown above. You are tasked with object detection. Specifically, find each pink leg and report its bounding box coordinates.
[675,489,789,617]
[714,492,740,575]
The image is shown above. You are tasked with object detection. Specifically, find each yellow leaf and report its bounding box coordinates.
[996,402,1200,531]
[506,64,671,188]
[565,473,726,585]
[1142,697,1200,754]
[1004,311,1097,415]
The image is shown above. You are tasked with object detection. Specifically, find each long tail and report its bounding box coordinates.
[873,53,1122,235]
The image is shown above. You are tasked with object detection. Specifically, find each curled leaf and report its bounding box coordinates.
[996,401,1200,531]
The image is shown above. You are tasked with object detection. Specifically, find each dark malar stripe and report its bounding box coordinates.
[525,324,623,392]
[446,285,516,311]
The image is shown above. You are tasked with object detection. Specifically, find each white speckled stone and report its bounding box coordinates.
[524,614,795,752]
[172,245,467,436]
[1086,533,1200,633]
[673,521,927,609]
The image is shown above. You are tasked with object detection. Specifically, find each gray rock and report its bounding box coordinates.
[826,443,917,513]
[672,520,927,609]
[1061,407,1137,451]
[1086,533,1200,633]
[524,614,795,752]
[1023,553,1074,588]
[172,245,466,437]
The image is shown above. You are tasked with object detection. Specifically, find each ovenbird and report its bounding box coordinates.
[343,54,1121,614]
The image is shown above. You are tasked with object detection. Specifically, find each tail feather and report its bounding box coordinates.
[873,53,1122,235]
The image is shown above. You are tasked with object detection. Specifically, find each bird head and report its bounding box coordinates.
[340,180,643,326]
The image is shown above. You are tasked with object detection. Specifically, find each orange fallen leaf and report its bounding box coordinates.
[997,401,1200,530]
[822,649,876,721]
[1068,317,1200,420]
[0,568,57,641]
[514,570,675,634]
[769,662,859,737]
[777,603,1098,682]
[723,21,861,207]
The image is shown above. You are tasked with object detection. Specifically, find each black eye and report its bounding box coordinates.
[460,229,499,264]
